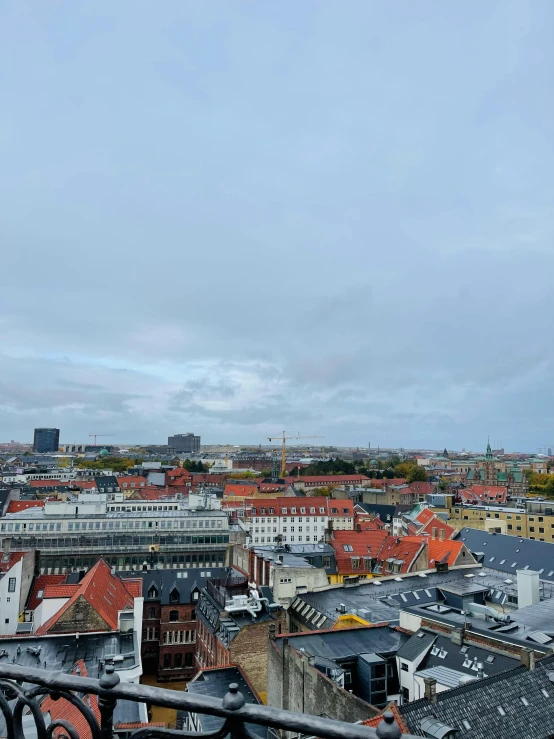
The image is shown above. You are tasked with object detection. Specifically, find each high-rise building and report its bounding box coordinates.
[33,428,60,453]
[168,432,201,453]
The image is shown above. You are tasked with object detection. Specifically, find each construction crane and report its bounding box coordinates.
[267,431,325,477]
[89,434,115,446]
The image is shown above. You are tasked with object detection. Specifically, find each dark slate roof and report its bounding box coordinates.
[118,567,232,604]
[288,569,483,630]
[181,667,266,739]
[94,475,120,489]
[418,632,518,676]
[396,630,436,662]
[274,625,408,660]
[456,528,554,582]
[357,503,397,522]
[399,653,554,739]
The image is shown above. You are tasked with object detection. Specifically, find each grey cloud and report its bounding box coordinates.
[0,1,553,449]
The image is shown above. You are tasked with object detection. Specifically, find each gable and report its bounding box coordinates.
[47,594,111,634]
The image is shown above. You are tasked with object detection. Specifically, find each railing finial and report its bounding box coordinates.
[223,682,246,711]
[376,710,402,739]
[99,664,120,690]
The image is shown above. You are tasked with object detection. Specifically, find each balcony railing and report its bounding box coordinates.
[0,663,416,739]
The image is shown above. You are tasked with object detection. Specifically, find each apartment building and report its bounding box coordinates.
[0,492,245,574]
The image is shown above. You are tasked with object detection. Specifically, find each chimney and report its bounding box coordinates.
[477,662,485,679]
[439,528,445,542]
[142,561,148,571]
[432,527,437,540]
[423,677,437,703]
[111,567,116,576]
[517,570,540,608]
[450,627,464,646]
[520,648,536,671]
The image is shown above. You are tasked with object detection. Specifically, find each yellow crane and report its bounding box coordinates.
[89,434,114,446]
[267,431,325,477]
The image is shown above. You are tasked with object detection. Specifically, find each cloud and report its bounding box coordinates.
[0,0,553,450]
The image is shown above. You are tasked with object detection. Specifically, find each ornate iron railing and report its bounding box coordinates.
[0,663,417,739]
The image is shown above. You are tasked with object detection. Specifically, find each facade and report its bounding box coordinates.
[246,497,342,546]
[32,428,60,453]
[196,579,284,699]
[464,442,529,496]
[0,492,244,574]
[168,433,201,453]
[126,567,235,681]
[0,550,35,634]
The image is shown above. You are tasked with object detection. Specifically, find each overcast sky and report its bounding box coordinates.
[1,2,553,452]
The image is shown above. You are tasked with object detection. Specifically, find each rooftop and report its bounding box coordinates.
[400,652,554,739]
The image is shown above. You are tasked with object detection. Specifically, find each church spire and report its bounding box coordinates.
[486,438,493,459]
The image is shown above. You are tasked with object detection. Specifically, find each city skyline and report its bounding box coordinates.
[1,2,553,451]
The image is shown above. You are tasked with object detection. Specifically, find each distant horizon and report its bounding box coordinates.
[0,437,545,456]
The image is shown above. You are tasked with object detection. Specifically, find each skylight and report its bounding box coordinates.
[520,697,529,706]
[542,689,550,698]
[462,720,471,730]
[497,706,506,716]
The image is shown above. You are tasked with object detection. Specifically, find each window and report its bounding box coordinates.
[191,609,196,620]
[174,652,183,668]
[352,558,360,569]
[401,662,409,672]
[169,610,179,622]
[170,588,180,603]
[163,654,171,669]
[148,607,156,619]
[148,587,158,599]
[8,578,16,593]
[343,544,353,552]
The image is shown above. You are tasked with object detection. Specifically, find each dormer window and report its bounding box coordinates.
[148,586,158,599]
[170,587,180,603]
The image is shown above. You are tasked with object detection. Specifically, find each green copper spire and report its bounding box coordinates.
[486,439,493,459]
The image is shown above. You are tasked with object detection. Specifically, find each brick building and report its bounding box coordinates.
[125,567,241,681]
[196,578,284,700]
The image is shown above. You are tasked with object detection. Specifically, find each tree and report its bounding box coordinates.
[260,469,273,478]
[311,486,336,497]
[395,461,418,479]
[407,465,428,483]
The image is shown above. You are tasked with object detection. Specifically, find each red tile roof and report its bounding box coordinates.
[420,516,456,540]
[415,508,435,525]
[29,479,64,487]
[248,498,330,516]
[43,584,80,599]
[366,478,406,488]
[459,485,507,505]
[363,704,409,733]
[118,476,149,488]
[6,500,45,513]
[299,475,368,484]
[40,660,100,739]
[26,575,66,610]
[36,559,135,635]
[377,535,426,573]
[328,500,355,517]
[122,578,143,598]
[427,538,465,567]
[0,551,26,573]
[128,486,171,500]
[408,481,435,495]
[331,530,389,574]
[41,660,162,738]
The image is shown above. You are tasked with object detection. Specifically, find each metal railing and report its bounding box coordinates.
[0,663,415,739]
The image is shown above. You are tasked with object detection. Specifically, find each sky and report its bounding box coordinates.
[0,2,553,452]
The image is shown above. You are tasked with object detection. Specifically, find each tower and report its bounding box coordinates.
[483,439,496,486]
